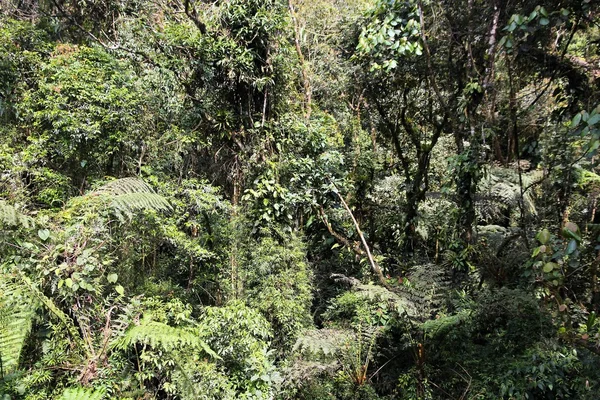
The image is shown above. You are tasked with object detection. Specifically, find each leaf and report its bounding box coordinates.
[543,262,558,273]
[539,17,549,25]
[566,239,577,255]
[537,229,551,244]
[107,273,118,283]
[588,112,600,126]
[37,229,50,241]
[564,221,578,233]
[0,201,32,228]
[115,285,124,295]
[0,279,35,375]
[562,222,581,242]
[59,387,105,400]
[559,304,567,312]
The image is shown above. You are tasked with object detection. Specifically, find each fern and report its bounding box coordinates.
[421,310,471,338]
[478,167,542,222]
[16,274,88,354]
[59,386,105,400]
[93,178,172,217]
[0,278,35,376]
[354,283,419,318]
[96,177,157,195]
[393,264,451,321]
[113,318,218,358]
[0,200,32,228]
[0,269,99,377]
[111,192,171,213]
[293,329,353,357]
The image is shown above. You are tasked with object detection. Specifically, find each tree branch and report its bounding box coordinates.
[184,0,207,34]
[417,0,449,114]
[323,186,393,291]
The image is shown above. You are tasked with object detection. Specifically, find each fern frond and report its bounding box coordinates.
[59,386,105,400]
[478,167,542,220]
[94,178,172,216]
[293,329,353,356]
[96,177,156,195]
[0,200,32,228]
[113,318,218,359]
[111,192,172,213]
[354,283,419,317]
[421,310,471,338]
[394,264,451,320]
[15,273,88,357]
[0,278,34,376]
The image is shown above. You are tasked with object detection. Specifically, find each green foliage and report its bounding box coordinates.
[0,200,32,228]
[356,0,423,71]
[58,387,105,400]
[1,0,600,398]
[0,278,35,376]
[293,329,353,358]
[199,301,277,397]
[18,45,147,176]
[243,233,313,352]
[114,317,217,358]
[478,167,542,223]
[497,342,599,399]
[93,177,172,218]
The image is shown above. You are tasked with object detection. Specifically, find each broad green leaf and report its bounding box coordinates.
[37,229,50,241]
[537,229,551,244]
[566,239,577,255]
[543,262,558,273]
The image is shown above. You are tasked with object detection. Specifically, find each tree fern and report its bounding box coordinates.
[96,178,158,195]
[0,200,32,228]
[293,329,353,357]
[478,167,542,222]
[0,278,35,376]
[354,283,419,318]
[58,386,105,400]
[112,318,218,358]
[93,178,172,217]
[401,263,451,319]
[0,270,98,378]
[16,274,88,355]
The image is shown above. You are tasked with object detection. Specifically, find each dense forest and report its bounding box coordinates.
[0,0,599,398]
